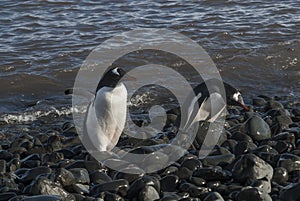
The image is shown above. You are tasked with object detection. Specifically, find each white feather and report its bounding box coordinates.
[86,83,127,151]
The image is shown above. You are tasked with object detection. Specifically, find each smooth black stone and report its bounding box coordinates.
[234,141,257,156]
[236,187,272,201]
[54,168,76,187]
[267,100,284,110]
[0,192,16,201]
[209,146,232,156]
[0,150,13,161]
[69,168,90,184]
[19,166,51,184]
[203,192,224,201]
[160,175,179,192]
[22,160,41,168]
[46,135,64,152]
[127,176,160,199]
[252,145,278,155]
[272,132,295,145]
[138,186,160,201]
[104,191,124,201]
[90,170,112,184]
[239,115,271,141]
[90,179,129,197]
[275,141,293,153]
[113,166,145,184]
[202,154,235,166]
[181,158,202,171]
[221,139,238,153]
[0,160,6,173]
[189,177,206,186]
[275,115,293,130]
[67,183,89,194]
[57,149,75,158]
[231,132,253,142]
[175,167,193,179]
[207,181,221,189]
[65,160,102,173]
[251,179,271,193]
[280,183,300,201]
[277,153,300,173]
[253,97,267,107]
[232,154,273,182]
[27,176,75,201]
[256,152,279,168]
[292,108,300,116]
[21,195,63,201]
[193,167,231,181]
[160,166,178,176]
[179,182,210,197]
[272,167,289,184]
[8,158,21,172]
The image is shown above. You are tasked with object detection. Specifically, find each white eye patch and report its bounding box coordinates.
[233,92,241,102]
[112,68,120,76]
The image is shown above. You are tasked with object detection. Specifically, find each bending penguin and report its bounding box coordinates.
[182,78,248,130]
[83,67,133,152]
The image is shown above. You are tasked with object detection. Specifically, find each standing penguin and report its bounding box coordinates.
[83,67,133,151]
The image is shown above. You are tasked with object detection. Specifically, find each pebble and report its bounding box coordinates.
[279,183,300,201]
[239,115,271,141]
[69,168,90,184]
[272,167,289,184]
[90,179,129,197]
[236,187,272,201]
[160,175,179,192]
[277,153,300,173]
[138,186,160,201]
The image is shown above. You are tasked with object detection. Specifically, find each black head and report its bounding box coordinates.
[223,82,248,110]
[96,67,126,92]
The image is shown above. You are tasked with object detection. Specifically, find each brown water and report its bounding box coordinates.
[0,0,299,120]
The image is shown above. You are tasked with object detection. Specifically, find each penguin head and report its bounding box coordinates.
[96,67,127,91]
[224,82,248,110]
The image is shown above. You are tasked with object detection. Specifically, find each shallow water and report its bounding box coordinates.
[0,0,299,122]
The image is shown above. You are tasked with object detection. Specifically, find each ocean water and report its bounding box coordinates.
[0,0,299,124]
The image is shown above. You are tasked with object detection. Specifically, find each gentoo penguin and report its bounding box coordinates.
[182,78,248,130]
[83,67,133,151]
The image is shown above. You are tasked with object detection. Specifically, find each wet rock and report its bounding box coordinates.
[69,168,90,184]
[127,176,160,199]
[181,158,202,171]
[0,160,6,173]
[8,158,21,172]
[251,179,271,193]
[272,167,289,184]
[19,166,51,184]
[193,166,231,181]
[275,115,293,130]
[21,195,63,201]
[231,132,253,142]
[179,182,210,197]
[90,179,129,197]
[160,175,179,192]
[277,153,300,173]
[68,183,89,194]
[239,115,271,141]
[54,168,76,187]
[114,166,145,183]
[189,177,206,186]
[236,187,272,201]
[202,154,235,166]
[203,192,224,201]
[253,97,267,107]
[0,150,13,161]
[175,167,193,179]
[90,170,112,184]
[138,186,160,201]
[65,160,102,173]
[279,183,300,201]
[232,154,273,182]
[0,192,16,201]
[27,176,75,201]
[234,141,257,156]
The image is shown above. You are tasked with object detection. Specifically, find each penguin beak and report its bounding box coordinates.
[237,96,249,111]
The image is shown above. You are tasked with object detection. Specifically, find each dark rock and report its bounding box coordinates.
[104,191,124,201]
[21,195,63,201]
[267,100,284,110]
[234,141,257,156]
[232,154,273,182]
[0,150,13,161]
[277,153,300,173]
[175,167,193,179]
[0,192,16,201]
[231,132,253,142]
[272,132,295,145]
[127,176,160,199]
[279,183,300,201]
[193,166,231,181]
[8,158,21,172]
[68,183,89,194]
[19,166,51,184]
[239,115,271,141]
[160,175,179,192]
[253,97,267,107]
[27,176,75,201]
[138,186,160,201]
[90,179,129,197]
[236,187,272,201]
[202,154,235,166]
[181,158,202,171]
[274,141,293,153]
[221,139,238,153]
[0,160,6,173]
[90,170,112,184]
[203,192,224,201]
[179,182,210,197]
[54,168,76,187]
[275,115,293,130]
[65,160,102,173]
[272,167,289,184]
[113,166,145,183]
[69,168,90,184]
[251,180,271,193]
[189,177,206,186]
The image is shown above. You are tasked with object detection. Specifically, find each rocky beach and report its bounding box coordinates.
[0,94,299,201]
